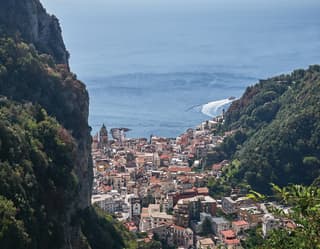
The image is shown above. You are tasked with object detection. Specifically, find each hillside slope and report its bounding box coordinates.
[216,66,320,194]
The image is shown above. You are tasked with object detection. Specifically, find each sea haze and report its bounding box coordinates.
[42,0,320,138]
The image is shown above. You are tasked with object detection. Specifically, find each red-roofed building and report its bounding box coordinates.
[224,238,241,248]
[172,188,197,205]
[100,185,113,193]
[160,154,170,166]
[212,160,229,175]
[125,222,138,232]
[283,219,296,230]
[160,154,170,160]
[212,163,223,172]
[232,220,249,235]
[220,230,240,248]
[221,229,236,239]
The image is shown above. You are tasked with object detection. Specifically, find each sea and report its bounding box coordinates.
[42,0,320,138]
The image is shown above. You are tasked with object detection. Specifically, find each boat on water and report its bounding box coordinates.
[228,96,236,100]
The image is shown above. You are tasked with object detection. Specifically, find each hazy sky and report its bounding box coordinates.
[41,0,320,77]
[42,0,320,17]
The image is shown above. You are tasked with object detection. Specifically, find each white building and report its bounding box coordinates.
[91,192,129,216]
[262,214,280,238]
[91,194,115,213]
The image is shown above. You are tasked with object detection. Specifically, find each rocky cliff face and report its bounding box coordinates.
[0,0,69,64]
[0,0,92,248]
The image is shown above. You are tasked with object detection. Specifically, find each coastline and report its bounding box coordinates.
[91,97,236,139]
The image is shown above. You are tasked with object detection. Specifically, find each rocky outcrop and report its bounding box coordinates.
[0,0,69,64]
[0,1,92,248]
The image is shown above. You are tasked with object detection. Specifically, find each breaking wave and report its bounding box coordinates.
[201,98,236,117]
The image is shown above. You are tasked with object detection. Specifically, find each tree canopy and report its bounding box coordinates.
[209,66,320,194]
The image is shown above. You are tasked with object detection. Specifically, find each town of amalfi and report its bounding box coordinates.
[91,115,295,249]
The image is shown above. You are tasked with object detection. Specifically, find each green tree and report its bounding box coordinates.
[0,196,29,249]
[201,217,213,236]
[258,184,320,249]
[138,240,162,249]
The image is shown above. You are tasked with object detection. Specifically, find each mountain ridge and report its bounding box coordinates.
[0,0,69,64]
[209,65,320,194]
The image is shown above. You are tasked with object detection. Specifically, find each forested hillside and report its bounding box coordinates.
[213,66,320,194]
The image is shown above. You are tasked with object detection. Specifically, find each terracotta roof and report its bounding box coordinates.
[172,225,185,231]
[168,166,191,173]
[225,239,240,245]
[125,222,137,231]
[160,154,170,160]
[136,157,145,164]
[232,220,249,227]
[144,238,151,243]
[183,188,196,194]
[212,163,223,171]
[150,176,161,184]
[199,238,214,245]
[221,229,236,238]
[99,185,112,192]
[197,187,209,194]
[141,212,150,218]
[284,220,296,229]
[128,226,137,231]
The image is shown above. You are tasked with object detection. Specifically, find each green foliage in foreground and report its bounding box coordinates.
[242,226,264,249]
[246,184,320,249]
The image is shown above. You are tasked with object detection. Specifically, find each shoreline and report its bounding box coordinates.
[90,97,236,139]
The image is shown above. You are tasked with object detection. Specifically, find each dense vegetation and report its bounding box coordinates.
[0,35,88,140]
[0,100,78,248]
[81,205,137,249]
[209,66,320,194]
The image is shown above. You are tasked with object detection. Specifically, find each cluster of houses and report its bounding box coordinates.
[91,118,295,248]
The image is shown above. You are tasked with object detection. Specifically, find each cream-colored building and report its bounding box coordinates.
[197,238,216,249]
[139,204,173,232]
